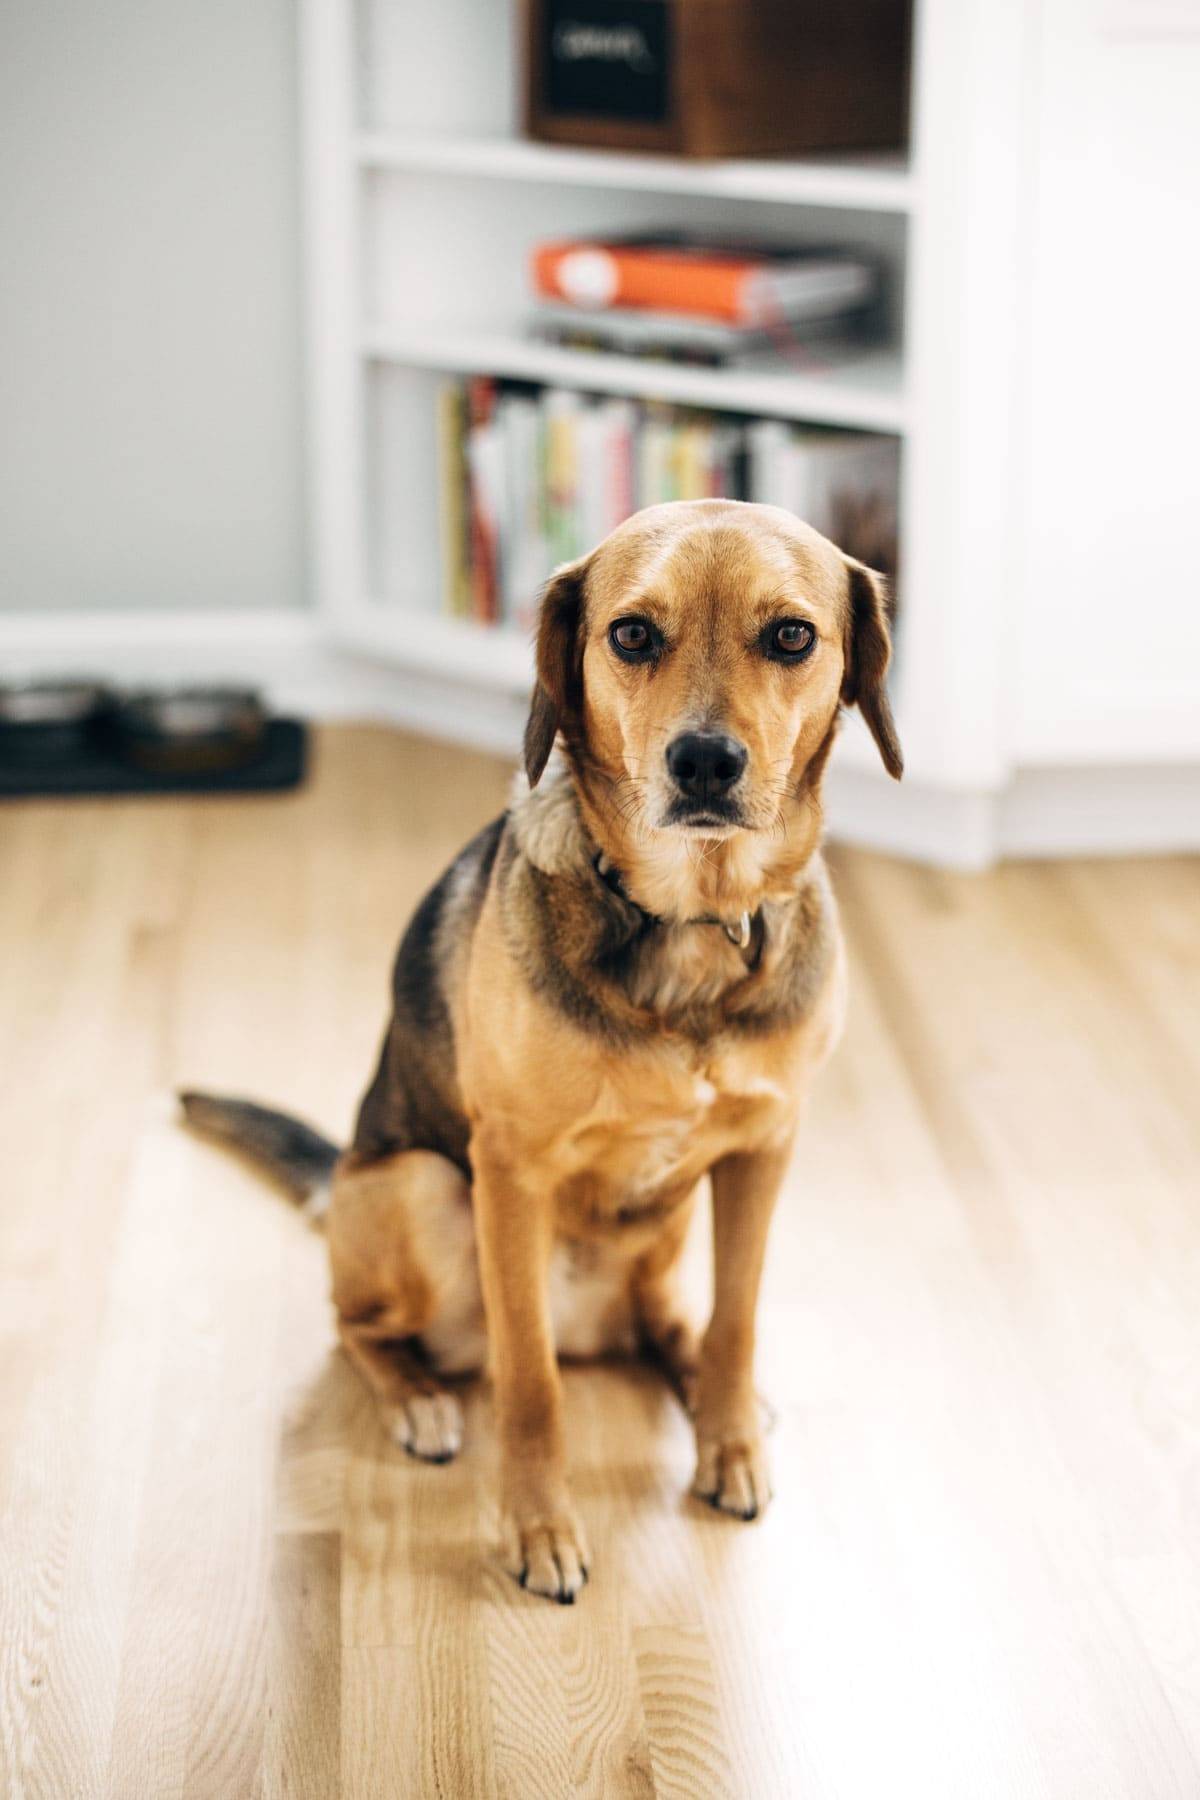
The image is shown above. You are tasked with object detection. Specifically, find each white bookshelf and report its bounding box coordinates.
[361,329,907,432]
[306,0,1200,863]
[305,0,927,720]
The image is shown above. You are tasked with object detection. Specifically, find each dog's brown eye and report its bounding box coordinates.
[609,618,657,660]
[767,619,816,660]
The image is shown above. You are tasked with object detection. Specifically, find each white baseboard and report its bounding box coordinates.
[3,609,1196,867]
[823,767,999,870]
[824,760,1200,868]
[995,763,1200,861]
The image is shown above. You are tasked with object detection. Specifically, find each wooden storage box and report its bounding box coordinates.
[524,0,912,158]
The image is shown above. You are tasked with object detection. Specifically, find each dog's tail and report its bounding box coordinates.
[178,1090,340,1221]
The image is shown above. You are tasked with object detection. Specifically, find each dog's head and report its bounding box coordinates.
[524,500,901,843]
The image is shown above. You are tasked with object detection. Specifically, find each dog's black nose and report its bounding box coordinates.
[666,731,748,802]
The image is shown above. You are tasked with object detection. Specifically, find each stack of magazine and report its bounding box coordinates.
[528,233,880,368]
[436,378,900,633]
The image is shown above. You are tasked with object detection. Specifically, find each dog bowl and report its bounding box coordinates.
[110,687,267,774]
[0,679,113,764]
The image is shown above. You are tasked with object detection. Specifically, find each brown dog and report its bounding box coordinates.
[182,498,901,1602]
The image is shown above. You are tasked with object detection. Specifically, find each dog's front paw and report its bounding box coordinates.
[692,1434,773,1521]
[503,1509,590,1604]
[383,1390,464,1463]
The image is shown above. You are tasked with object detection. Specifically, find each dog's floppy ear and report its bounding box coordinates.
[841,557,903,780]
[524,555,589,787]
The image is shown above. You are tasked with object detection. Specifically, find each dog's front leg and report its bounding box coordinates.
[471,1135,589,1603]
[693,1136,794,1520]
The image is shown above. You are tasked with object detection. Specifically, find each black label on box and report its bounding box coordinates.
[544,0,671,122]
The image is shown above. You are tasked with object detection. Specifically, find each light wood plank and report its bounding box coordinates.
[263,1533,341,1800]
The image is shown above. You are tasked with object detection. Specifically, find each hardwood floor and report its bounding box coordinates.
[2,726,1198,1798]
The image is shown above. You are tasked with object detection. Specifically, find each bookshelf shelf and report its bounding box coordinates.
[355,133,916,214]
[362,328,908,433]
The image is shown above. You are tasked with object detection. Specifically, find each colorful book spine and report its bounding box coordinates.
[600,399,636,534]
[465,378,500,623]
[435,380,471,619]
[498,393,545,633]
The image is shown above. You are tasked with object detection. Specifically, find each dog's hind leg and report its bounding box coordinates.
[631,1190,703,1413]
[328,1148,485,1462]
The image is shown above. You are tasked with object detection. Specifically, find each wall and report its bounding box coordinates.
[0,0,305,614]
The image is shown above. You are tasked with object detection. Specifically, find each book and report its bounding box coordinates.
[747,420,793,510]
[599,399,636,534]
[465,377,501,624]
[497,392,545,631]
[529,302,779,366]
[531,234,877,328]
[435,381,471,619]
[542,387,583,567]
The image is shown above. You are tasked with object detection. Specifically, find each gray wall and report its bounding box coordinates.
[0,1,305,614]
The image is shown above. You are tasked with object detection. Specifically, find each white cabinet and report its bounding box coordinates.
[1013,0,1200,765]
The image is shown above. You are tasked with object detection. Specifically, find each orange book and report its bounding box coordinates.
[531,236,874,328]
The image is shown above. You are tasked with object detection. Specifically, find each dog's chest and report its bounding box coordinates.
[556,1048,791,1227]
[544,1053,791,1358]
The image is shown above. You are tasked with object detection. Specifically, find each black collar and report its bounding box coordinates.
[592,852,762,956]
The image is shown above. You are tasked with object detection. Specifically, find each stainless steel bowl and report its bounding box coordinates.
[110,686,267,773]
[0,680,112,762]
